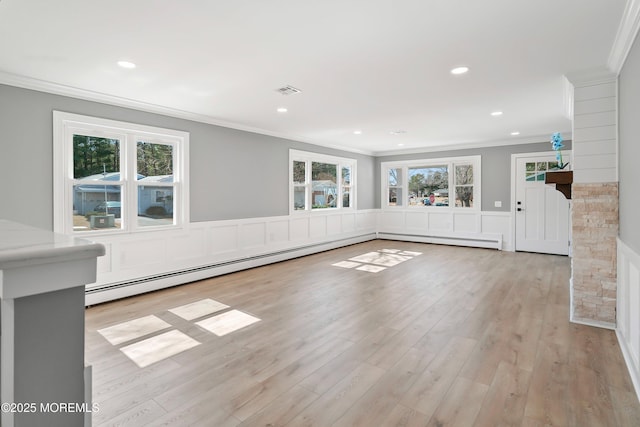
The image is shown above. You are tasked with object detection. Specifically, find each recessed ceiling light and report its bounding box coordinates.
[491,111,503,116]
[398,143,405,147]
[450,66,469,75]
[277,107,288,113]
[389,130,407,135]
[353,130,362,135]
[511,131,520,136]
[117,60,136,69]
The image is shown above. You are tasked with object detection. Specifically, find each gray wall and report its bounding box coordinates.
[375,141,571,211]
[0,82,573,229]
[619,31,640,254]
[0,84,375,230]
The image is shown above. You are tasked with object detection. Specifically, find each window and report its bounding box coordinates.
[387,168,403,206]
[290,150,356,212]
[54,112,189,234]
[525,161,558,182]
[382,156,480,209]
[408,165,448,206]
[342,165,352,208]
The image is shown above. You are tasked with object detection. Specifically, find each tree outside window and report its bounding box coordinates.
[455,164,474,207]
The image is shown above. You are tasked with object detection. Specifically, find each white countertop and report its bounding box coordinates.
[0,219,105,270]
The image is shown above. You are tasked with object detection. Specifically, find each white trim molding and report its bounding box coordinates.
[0,71,373,156]
[609,0,640,74]
[616,237,640,402]
[0,71,572,157]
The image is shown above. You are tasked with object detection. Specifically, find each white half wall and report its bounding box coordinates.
[86,209,512,305]
[86,210,378,305]
[617,237,640,401]
[377,209,511,251]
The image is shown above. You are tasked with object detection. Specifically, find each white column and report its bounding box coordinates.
[566,69,619,328]
[0,220,104,427]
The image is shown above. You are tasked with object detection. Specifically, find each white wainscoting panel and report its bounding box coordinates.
[170,231,206,262]
[358,211,377,231]
[209,224,239,255]
[290,217,309,241]
[453,213,478,233]
[405,211,428,231]
[617,237,640,402]
[378,211,405,231]
[429,213,452,231]
[481,212,513,251]
[96,242,112,274]
[120,238,167,270]
[342,213,356,233]
[376,209,510,251]
[240,222,266,249]
[326,214,342,235]
[267,220,289,243]
[85,209,511,305]
[309,215,327,238]
[86,210,378,305]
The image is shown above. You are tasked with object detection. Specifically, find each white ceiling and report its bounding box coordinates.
[0,0,628,155]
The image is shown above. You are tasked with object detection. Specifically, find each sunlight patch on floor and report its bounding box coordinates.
[168,298,229,320]
[332,249,423,273]
[196,309,262,337]
[356,264,387,273]
[97,315,171,345]
[97,299,262,367]
[332,260,362,269]
[120,330,201,368]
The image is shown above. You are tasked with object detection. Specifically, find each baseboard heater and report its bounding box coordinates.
[377,232,502,250]
[85,233,376,305]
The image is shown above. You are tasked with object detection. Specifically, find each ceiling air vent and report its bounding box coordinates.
[275,85,302,95]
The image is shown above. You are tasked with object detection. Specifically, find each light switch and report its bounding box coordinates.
[494,201,502,208]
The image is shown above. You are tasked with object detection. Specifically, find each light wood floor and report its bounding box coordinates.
[85,241,640,426]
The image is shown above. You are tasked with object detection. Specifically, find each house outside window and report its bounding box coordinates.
[290,150,356,213]
[381,156,480,209]
[53,112,189,234]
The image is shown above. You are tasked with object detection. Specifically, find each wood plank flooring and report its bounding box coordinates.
[85,241,640,426]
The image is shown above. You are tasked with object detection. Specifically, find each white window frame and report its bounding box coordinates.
[53,111,190,235]
[289,149,356,214]
[381,155,481,210]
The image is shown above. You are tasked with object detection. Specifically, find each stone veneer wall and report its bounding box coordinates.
[571,182,619,326]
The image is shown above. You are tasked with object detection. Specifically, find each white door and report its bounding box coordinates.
[515,154,570,255]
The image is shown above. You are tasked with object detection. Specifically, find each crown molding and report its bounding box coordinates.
[0,71,570,158]
[372,133,570,157]
[0,70,378,156]
[608,0,640,74]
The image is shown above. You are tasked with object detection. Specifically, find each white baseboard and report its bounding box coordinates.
[569,316,616,330]
[377,231,502,250]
